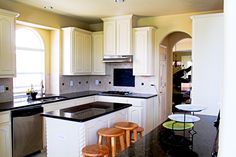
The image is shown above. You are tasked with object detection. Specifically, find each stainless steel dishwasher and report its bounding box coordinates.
[11,106,43,157]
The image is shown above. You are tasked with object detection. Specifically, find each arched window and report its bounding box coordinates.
[14,28,45,96]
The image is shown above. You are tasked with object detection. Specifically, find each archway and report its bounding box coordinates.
[158,31,192,121]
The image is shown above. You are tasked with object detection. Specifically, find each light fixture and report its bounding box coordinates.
[114,0,125,3]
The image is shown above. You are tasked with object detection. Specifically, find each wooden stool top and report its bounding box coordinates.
[114,122,138,130]
[134,126,144,133]
[82,144,109,157]
[98,128,124,137]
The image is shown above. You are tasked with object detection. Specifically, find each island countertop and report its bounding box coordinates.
[117,114,217,157]
[41,101,132,122]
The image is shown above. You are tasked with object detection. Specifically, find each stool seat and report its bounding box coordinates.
[98,128,124,137]
[114,122,139,147]
[98,128,125,157]
[114,122,138,130]
[135,126,144,133]
[82,144,109,157]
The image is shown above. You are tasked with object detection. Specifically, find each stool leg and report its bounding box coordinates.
[133,129,138,142]
[126,130,131,147]
[111,137,116,157]
[98,135,102,144]
[119,135,125,151]
[106,137,111,148]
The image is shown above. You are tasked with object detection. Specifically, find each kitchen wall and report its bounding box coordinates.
[59,63,157,94]
[0,78,13,102]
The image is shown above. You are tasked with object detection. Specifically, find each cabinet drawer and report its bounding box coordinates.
[0,112,10,123]
[95,96,128,104]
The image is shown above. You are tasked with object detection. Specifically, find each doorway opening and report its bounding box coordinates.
[159,32,192,119]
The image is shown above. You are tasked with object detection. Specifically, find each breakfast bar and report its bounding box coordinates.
[42,101,132,157]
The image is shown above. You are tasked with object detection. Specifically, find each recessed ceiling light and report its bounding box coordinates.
[114,0,125,3]
[43,6,54,10]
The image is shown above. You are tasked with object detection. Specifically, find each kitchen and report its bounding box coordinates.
[0,0,233,157]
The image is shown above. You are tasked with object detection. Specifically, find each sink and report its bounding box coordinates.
[35,96,67,102]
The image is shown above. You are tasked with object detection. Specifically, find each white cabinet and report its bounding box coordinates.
[62,27,92,75]
[0,9,18,78]
[0,111,12,157]
[127,97,156,134]
[102,15,133,56]
[95,95,158,135]
[191,13,223,116]
[91,32,106,75]
[128,106,143,127]
[133,27,156,76]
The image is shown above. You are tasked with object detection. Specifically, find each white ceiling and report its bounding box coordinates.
[14,0,223,24]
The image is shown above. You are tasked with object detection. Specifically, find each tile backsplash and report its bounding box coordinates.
[0,78,13,103]
[60,63,157,94]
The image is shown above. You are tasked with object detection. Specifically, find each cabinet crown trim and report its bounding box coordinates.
[62,27,92,34]
[0,8,19,17]
[102,14,133,21]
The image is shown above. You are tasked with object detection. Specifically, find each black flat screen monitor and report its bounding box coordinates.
[113,68,135,87]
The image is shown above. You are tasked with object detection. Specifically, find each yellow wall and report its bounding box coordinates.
[0,0,89,29]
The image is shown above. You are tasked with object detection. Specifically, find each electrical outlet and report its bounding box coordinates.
[150,83,155,86]
[95,80,99,85]
[69,81,74,87]
[0,85,5,93]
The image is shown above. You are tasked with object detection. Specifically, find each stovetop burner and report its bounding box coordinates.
[100,91,132,96]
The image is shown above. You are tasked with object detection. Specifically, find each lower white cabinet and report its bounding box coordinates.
[128,97,156,134]
[95,95,158,135]
[0,111,12,157]
[128,106,143,127]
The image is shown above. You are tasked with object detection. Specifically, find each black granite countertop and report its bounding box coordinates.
[41,101,132,122]
[117,115,217,157]
[0,91,157,112]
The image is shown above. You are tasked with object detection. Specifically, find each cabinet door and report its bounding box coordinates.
[73,30,84,74]
[0,14,16,77]
[133,29,148,75]
[128,106,143,127]
[83,33,92,73]
[103,20,116,55]
[116,19,132,55]
[0,122,12,157]
[133,27,155,76]
[92,32,106,75]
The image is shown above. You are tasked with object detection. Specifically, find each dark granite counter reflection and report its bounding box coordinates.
[41,101,132,122]
[117,115,217,157]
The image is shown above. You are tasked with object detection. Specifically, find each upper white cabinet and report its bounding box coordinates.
[133,27,156,76]
[62,27,92,75]
[0,9,19,78]
[102,15,134,56]
[191,13,223,116]
[91,32,106,75]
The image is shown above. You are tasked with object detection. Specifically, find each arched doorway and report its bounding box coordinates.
[159,31,192,121]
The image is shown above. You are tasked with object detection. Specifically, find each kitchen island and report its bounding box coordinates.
[117,114,217,157]
[42,101,131,157]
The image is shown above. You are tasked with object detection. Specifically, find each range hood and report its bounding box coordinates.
[102,55,133,63]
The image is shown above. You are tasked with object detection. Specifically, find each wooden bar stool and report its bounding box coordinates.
[114,122,138,147]
[131,126,144,143]
[98,128,125,157]
[82,144,109,157]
